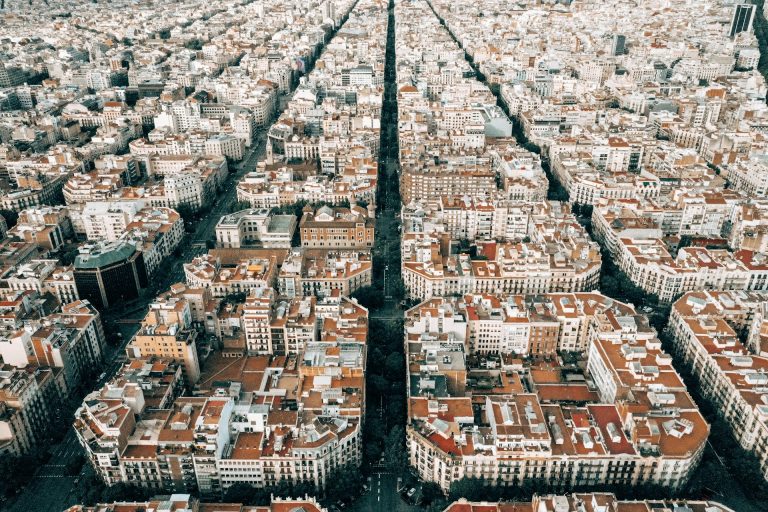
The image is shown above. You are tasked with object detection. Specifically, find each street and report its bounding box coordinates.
[348,473,419,512]
[8,430,82,512]
[190,132,267,246]
[139,128,268,298]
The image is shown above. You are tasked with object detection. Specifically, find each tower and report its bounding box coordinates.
[611,34,626,56]
[730,3,756,38]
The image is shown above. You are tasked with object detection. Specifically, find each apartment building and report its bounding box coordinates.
[299,204,375,250]
[0,173,69,213]
[124,207,185,263]
[267,295,318,357]
[400,160,497,205]
[666,290,768,481]
[75,294,367,495]
[442,494,734,512]
[553,157,661,206]
[184,253,277,299]
[403,198,560,243]
[1,258,73,302]
[23,300,107,391]
[80,201,145,241]
[402,236,601,301]
[73,358,186,488]
[592,200,768,302]
[129,132,244,161]
[242,287,278,355]
[0,365,61,457]
[401,201,601,301]
[727,154,768,198]
[126,297,201,384]
[404,292,707,492]
[65,494,328,512]
[278,249,372,299]
[10,206,73,252]
[120,154,229,213]
[62,170,123,205]
[215,208,297,249]
[728,200,768,253]
[151,283,221,340]
[241,291,368,357]
[43,266,81,305]
[236,161,379,210]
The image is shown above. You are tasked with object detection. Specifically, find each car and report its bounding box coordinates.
[407,488,416,498]
[98,372,107,381]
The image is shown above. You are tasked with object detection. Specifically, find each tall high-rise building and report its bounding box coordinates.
[730,3,756,38]
[611,34,626,56]
[322,0,336,22]
[0,62,24,88]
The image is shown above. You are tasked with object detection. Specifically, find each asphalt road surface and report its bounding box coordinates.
[8,430,81,512]
[347,473,419,512]
[191,132,267,247]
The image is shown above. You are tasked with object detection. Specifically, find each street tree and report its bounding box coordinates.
[383,425,407,476]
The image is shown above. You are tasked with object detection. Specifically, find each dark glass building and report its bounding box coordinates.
[730,4,756,38]
[73,241,148,310]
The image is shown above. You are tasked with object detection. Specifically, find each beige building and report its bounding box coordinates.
[215,208,296,249]
[402,237,601,301]
[299,204,375,250]
[75,296,368,495]
[65,494,328,512]
[278,249,372,298]
[400,160,497,205]
[184,253,277,298]
[0,365,60,457]
[667,290,768,482]
[127,298,201,384]
[10,206,72,252]
[442,494,734,512]
[63,169,125,205]
[593,201,768,303]
[405,293,708,492]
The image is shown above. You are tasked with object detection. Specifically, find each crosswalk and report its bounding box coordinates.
[24,431,83,481]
